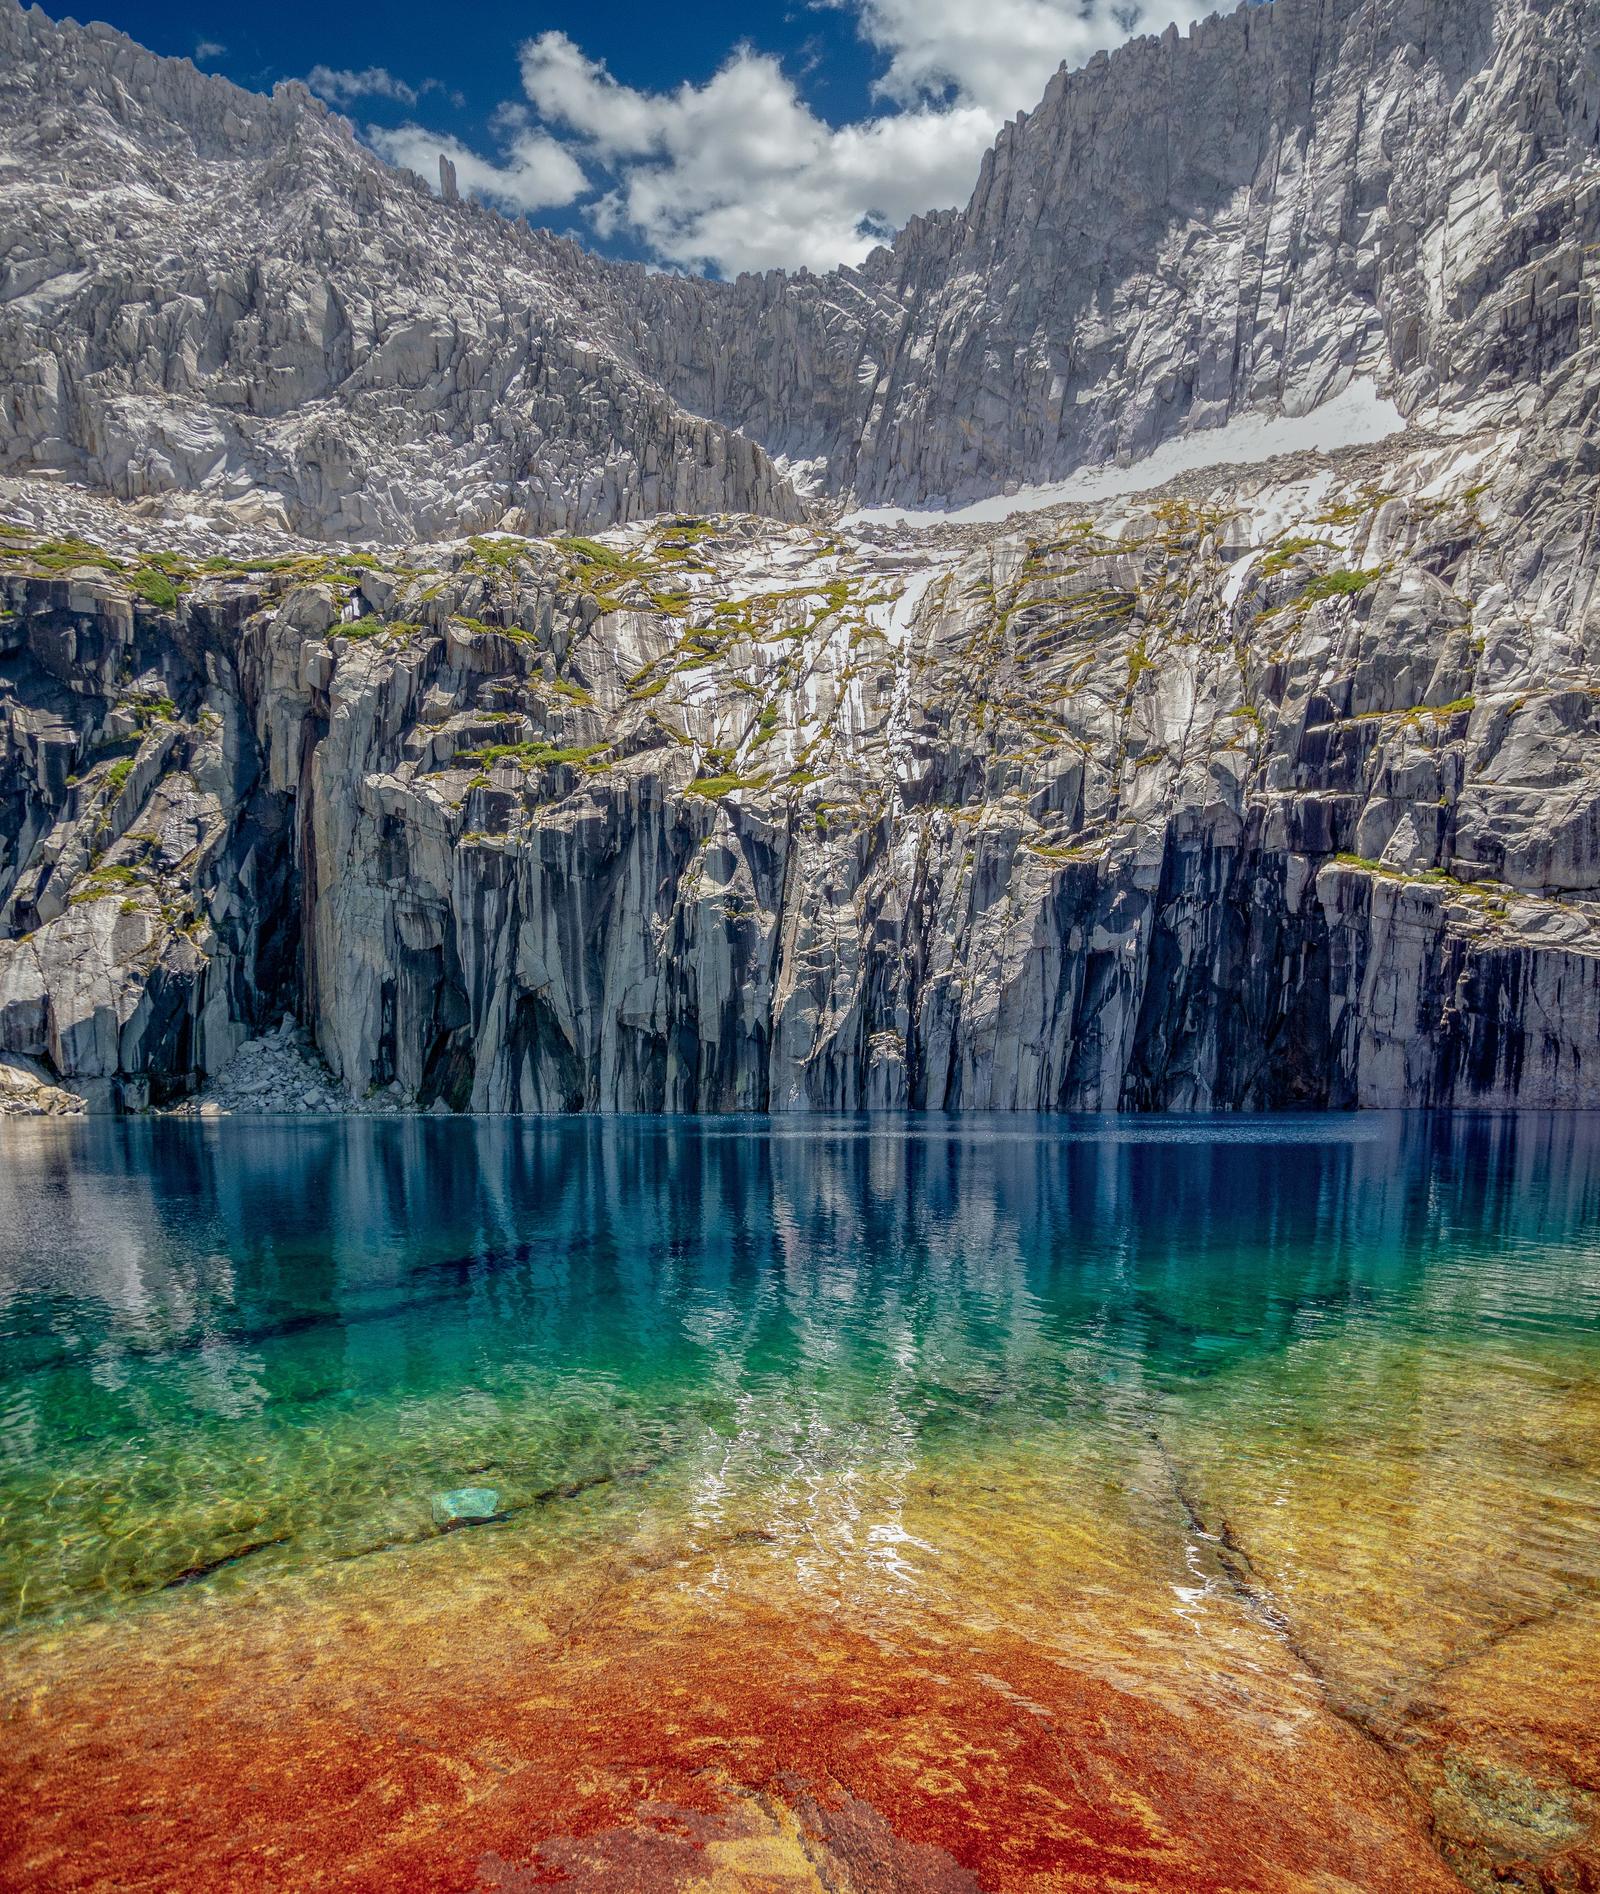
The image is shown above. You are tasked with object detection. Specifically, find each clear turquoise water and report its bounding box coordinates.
[2,1112,1599,1654]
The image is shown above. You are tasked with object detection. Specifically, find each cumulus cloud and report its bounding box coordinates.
[849,0,1218,115]
[365,122,587,215]
[362,0,1229,275]
[518,33,995,274]
[309,66,467,111]
[513,1,1223,275]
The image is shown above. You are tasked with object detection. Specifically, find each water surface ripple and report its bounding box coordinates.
[2,1113,1598,1891]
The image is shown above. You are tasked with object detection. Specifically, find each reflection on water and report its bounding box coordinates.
[2,1114,1599,1891]
[9,1112,1600,1364]
[2,1114,1600,1622]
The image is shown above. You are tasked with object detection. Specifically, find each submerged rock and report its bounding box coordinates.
[431,1488,501,1529]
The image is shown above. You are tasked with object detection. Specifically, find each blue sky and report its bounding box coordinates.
[85,1,1231,276]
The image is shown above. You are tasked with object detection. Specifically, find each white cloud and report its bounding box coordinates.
[365,123,587,215]
[850,0,1218,116]
[516,34,667,158]
[309,66,420,108]
[513,3,1225,276]
[517,32,995,275]
[194,38,225,62]
[361,0,1231,275]
[307,66,469,111]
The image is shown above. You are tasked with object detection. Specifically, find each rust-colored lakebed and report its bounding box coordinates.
[2,1115,1598,1891]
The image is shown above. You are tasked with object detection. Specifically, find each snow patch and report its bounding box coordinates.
[880,563,952,647]
[842,380,1406,530]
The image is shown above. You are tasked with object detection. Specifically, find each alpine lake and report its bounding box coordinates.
[2,1113,1598,1891]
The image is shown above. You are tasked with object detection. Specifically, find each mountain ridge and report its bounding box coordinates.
[8,0,1596,538]
[639,0,1595,505]
[4,0,1600,1139]
[0,0,802,540]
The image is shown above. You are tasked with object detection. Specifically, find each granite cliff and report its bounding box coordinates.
[3,0,1599,1114]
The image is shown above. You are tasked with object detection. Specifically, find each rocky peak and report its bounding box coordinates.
[637,0,1600,508]
[6,0,1599,537]
[3,0,1600,1141]
[0,0,806,541]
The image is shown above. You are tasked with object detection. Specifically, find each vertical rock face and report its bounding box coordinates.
[2,0,1599,1114]
[637,0,1600,508]
[6,383,1600,1115]
[0,554,301,1111]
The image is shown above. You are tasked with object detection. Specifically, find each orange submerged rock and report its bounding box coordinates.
[2,1523,1473,1894]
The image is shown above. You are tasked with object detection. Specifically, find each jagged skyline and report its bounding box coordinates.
[70,0,1230,274]
[4,0,1599,1121]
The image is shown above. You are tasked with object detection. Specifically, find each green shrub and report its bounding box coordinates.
[465,536,528,573]
[1259,534,1332,576]
[456,740,607,770]
[1301,567,1383,603]
[547,675,594,704]
[0,537,123,574]
[688,771,769,799]
[69,861,143,906]
[129,565,182,609]
[556,535,629,570]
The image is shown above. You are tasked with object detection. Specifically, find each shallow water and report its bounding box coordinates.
[3,1113,1599,1890]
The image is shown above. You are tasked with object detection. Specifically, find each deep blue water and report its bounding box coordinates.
[2,1112,1599,1631]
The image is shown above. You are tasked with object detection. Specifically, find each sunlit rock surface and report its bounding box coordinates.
[6,413,1600,1112]
[1,0,1599,1117]
[0,5,801,541]
[3,0,1598,526]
